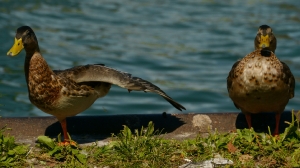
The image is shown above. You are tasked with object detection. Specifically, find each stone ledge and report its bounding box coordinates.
[0,112,297,146]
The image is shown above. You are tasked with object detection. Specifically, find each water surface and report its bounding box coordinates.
[1,0,300,117]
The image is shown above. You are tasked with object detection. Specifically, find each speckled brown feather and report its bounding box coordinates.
[26,53,62,111]
[227,49,295,114]
[24,52,107,115]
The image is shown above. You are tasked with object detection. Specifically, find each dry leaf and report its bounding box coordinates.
[227,142,237,153]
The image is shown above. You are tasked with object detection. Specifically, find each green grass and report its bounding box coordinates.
[0,126,29,167]
[2,111,300,167]
[88,121,186,167]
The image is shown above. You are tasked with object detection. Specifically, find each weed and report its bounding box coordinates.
[0,126,29,167]
[88,121,186,167]
[36,135,87,166]
[3,111,300,167]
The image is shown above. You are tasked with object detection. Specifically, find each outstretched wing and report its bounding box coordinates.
[54,64,186,111]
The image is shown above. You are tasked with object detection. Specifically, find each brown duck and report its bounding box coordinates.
[227,25,295,135]
[7,26,186,144]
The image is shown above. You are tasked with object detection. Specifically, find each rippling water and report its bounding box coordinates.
[1,0,300,117]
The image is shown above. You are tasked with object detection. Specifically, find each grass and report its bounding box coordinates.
[0,126,29,167]
[1,111,300,167]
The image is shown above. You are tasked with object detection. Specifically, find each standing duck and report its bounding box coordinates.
[227,25,295,135]
[7,26,186,144]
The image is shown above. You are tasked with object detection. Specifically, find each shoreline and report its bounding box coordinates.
[0,111,297,146]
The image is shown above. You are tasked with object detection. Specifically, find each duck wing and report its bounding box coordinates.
[227,61,241,109]
[54,64,186,111]
[281,61,295,98]
[227,61,240,92]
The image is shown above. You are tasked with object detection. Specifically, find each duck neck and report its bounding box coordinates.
[24,51,54,87]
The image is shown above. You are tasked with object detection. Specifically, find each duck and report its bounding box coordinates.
[227,25,295,135]
[7,26,186,144]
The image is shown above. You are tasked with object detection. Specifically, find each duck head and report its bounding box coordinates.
[7,26,39,56]
[254,25,277,53]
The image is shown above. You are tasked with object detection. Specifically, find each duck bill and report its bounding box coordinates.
[7,38,24,56]
[259,35,270,48]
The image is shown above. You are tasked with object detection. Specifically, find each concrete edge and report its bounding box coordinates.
[0,111,298,146]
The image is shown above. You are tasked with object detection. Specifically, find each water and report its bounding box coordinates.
[1,0,300,117]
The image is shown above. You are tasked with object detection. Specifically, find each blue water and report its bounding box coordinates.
[1,0,300,117]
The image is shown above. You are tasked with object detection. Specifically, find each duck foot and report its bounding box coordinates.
[57,140,77,146]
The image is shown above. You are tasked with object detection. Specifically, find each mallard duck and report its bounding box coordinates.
[227,25,295,135]
[7,26,186,143]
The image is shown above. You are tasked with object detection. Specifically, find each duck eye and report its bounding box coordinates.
[18,43,20,45]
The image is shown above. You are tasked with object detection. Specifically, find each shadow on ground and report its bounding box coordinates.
[235,111,297,134]
[45,114,185,143]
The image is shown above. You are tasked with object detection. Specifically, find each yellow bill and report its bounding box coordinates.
[7,38,24,56]
[259,35,270,48]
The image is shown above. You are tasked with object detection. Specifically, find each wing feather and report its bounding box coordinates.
[54,64,186,111]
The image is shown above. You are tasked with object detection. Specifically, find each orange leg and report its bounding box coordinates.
[245,113,252,129]
[58,118,76,146]
[273,113,281,136]
[60,118,70,142]
[58,119,77,146]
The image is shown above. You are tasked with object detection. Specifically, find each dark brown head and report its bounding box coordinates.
[7,26,39,56]
[254,25,277,53]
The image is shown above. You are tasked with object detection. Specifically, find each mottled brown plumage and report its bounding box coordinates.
[227,25,295,135]
[7,26,186,143]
